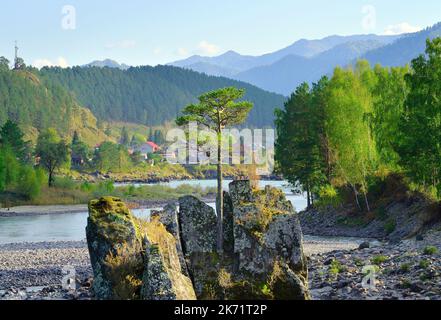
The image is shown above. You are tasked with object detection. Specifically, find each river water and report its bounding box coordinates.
[0,180,308,245]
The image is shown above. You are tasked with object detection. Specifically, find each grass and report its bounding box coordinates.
[371,255,389,266]
[423,246,439,255]
[1,176,217,207]
[400,263,411,273]
[419,259,430,269]
[329,259,346,275]
[384,219,397,235]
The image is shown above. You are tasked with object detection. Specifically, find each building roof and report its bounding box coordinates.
[146,141,160,149]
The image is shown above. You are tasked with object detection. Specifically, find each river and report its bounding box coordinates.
[0,180,308,245]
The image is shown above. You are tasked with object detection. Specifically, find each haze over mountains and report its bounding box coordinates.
[166,22,441,95]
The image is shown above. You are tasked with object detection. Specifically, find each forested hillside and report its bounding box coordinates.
[362,22,441,67]
[0,65,108,145]
[40,65,286,127]
[276,38,441,209]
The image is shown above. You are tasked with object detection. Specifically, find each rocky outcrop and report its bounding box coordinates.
[86,197,141,300]
[177,180,310,300]
[86,180,310,300]
[86,197,196,300]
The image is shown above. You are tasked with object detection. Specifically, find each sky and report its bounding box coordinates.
[1,0,440,67]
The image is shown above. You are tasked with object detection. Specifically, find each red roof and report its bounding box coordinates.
[146,141,160,149]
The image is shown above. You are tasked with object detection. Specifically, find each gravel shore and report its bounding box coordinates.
[0,237,363,293]
[1,232,439,300]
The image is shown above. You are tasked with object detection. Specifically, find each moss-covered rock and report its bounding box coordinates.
[86,197,196,300]
[178,180,310,300]
[86,197,141,300]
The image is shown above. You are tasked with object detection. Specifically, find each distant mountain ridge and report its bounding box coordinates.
[361,22,441,67]
[168,34,401,88]
[169,22,441,95]
[84,59,130,70]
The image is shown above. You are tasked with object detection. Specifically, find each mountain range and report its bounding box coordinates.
[166,22,441,95]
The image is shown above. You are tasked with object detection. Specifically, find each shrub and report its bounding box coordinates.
[400,263,411,273]
[316,185,342,208]
[16,166,42,200]
[329,259,346,275]
[53,176,77,189]
[423,246,438,255]
[384,219,396,235]
[419,259,430,269]
[371,255,388,266]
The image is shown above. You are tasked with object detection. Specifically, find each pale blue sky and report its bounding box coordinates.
[1,0,440,67]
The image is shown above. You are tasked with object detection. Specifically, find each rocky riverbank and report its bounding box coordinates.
[1,231,440,300]
[308,228,441,300]
[299,195,441,241]
[0,235,365,300]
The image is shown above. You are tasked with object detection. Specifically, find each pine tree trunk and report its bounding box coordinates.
[306,186,311,209]
[216,133,224,254]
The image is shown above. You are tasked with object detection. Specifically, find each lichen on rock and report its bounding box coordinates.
[86,179,310,301]
[86,197,196,300]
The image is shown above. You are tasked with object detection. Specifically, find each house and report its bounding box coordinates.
[135,141,160,159]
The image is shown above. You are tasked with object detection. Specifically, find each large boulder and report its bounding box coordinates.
[86,197,141,300]
[140,217,196,300]
[229,180,309,300]
[178,196,217,254]
[86,197,196,300]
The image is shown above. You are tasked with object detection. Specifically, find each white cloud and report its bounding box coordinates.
[383,22,422,35]
[32,57,69,69]
[176,47,189,56]
[197,41,220,55]
[105,40,136,49]
[153,47,162,55]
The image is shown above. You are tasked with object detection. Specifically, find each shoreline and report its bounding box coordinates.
[0,197,216,218]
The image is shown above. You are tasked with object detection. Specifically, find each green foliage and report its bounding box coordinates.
[384,219,397,235]
[275,79,329,206]
[315,185,342,208]
[39,65,283,127]
[371,255,388,265]
[276,39,441,210]
[400,263,411,273]
[93,142,132,173]
[35,128,69,187]
[329,259,346,275]
[0,120,30,162]
[16,165,42,200]
[419,259,430,269]
[423,246,439,255]
[395,38,441,196]
[120,127,130,146]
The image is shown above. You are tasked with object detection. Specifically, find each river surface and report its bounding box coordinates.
[0,180,308,245]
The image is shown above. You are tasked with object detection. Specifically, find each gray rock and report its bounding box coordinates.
[86,197,141,300]
[178,196,217,255]
[359,242,370,250]
[151,203,189,276]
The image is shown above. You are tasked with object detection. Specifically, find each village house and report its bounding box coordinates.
[135,141,160,160]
